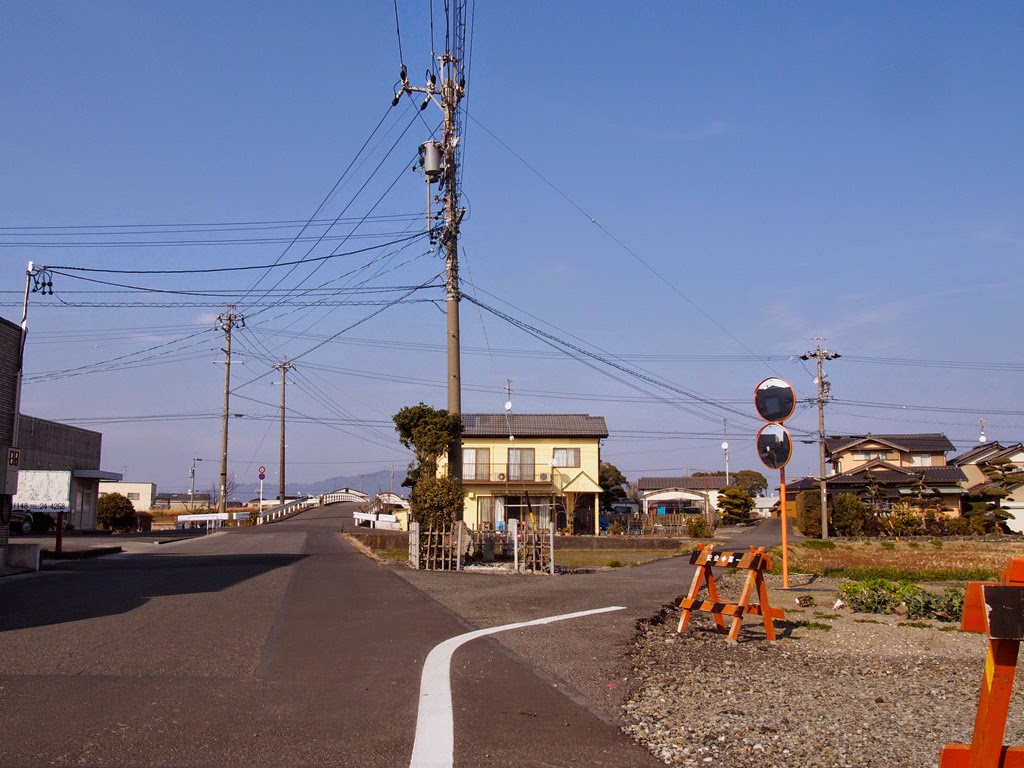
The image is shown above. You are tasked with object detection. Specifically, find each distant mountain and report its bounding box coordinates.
[236,468,404,500]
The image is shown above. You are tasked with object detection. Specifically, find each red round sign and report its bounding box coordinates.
[258,466,266,474]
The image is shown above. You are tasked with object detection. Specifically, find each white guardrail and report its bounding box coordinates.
[177,492,358,528]
[352,511,401,530]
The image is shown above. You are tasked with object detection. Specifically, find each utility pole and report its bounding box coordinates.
[800,339,841,539]
[189,457,202,511]
[721,419,730,487]
[217,307,244,520]
[394,46,466,483]
[273,358,293,506]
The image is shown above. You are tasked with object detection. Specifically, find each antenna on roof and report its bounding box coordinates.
[978,417,987,444]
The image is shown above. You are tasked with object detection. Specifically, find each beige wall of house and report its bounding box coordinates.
[99,481,157,512]
[833,441,948,474]
[449,435,604,533]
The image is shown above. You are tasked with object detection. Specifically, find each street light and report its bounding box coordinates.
[189,457,202,511]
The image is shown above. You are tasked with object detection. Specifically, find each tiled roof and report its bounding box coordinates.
[637,476,731,491]
[825,433,955,455]
[951,443,1004,465]
[788,466,966,491]
[461,413,608,439]
[829,466,966,486]
[952,442,1024,466]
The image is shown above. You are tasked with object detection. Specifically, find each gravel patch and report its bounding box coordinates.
[623,572,1024,767]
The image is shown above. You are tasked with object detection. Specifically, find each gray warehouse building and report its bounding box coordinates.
[1,315,121,559]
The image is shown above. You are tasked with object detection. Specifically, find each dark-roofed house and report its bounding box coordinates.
[452,413,608,534]
[787,433,966,516]
[952,441,1024,534]
[826,433,956,474]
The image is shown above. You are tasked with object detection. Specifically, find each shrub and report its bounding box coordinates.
[97,492,138,533]
[795,491,822,537]
[717,486,755,526]
[409,475,464,528]
[832,493,868,536]
[839,578,963,622]
[684,515,713,539]
[888,504,925,537]
[945,517,973,536]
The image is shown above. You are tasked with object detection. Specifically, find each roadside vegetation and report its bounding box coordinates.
[553,546,696,571]
[782,538,1024,582]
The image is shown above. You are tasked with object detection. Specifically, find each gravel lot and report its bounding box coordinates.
[395,559,1024,768]
[624,571,1024,767]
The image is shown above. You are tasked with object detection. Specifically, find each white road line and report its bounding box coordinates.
[408,605,626,768]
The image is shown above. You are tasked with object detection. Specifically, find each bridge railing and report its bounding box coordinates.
[257,496,318,524]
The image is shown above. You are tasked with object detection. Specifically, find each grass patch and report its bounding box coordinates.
[900,621,932,629]
[824,566,998,582]
[800,539,836,551]
[813,612,841,620]
[342,533,407,563]
[786,539,1024,584]
[554,549,682,569]
[854,618,884,624]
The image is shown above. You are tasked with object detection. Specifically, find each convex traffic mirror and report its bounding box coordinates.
[754,377,796,423]
[756,423,793,470]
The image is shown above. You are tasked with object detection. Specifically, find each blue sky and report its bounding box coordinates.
[1,2,1022,494]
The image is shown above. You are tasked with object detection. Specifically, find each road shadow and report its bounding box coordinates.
[0,551,304,633]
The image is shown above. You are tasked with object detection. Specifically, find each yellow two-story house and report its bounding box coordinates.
[454,413,608,534]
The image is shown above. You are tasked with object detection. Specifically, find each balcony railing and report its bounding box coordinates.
[462,463,567,484]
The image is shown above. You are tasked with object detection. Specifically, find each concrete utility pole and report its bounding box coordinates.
[217,307,244,518]
[800,339,841,539]
[273,358,293,506]
[394,48,466,483]
[189,457,202,511]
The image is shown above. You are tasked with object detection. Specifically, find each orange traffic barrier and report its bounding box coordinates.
[940,558,1024,768]
[676,544,784,642]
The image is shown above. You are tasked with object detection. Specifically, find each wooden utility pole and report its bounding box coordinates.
[273,359,293,506]
[801,339,840,539]
[217,307,244,519]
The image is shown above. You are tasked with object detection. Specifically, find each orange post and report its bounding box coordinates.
[939,558,1024,768]
[779,467,789,589]
[677,544,785,643]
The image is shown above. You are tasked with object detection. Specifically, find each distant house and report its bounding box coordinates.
[788,433,965,515]
[636,475,729,519]
[99,481,157,512]
[451,413,608,534]
[952,442,1024,533]
[153,492,212,512]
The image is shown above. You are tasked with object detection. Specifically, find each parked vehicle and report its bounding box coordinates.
[8,509,33,535]
[7,510,56,535]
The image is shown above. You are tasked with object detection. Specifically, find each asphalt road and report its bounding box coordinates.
[0,504,664,768]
